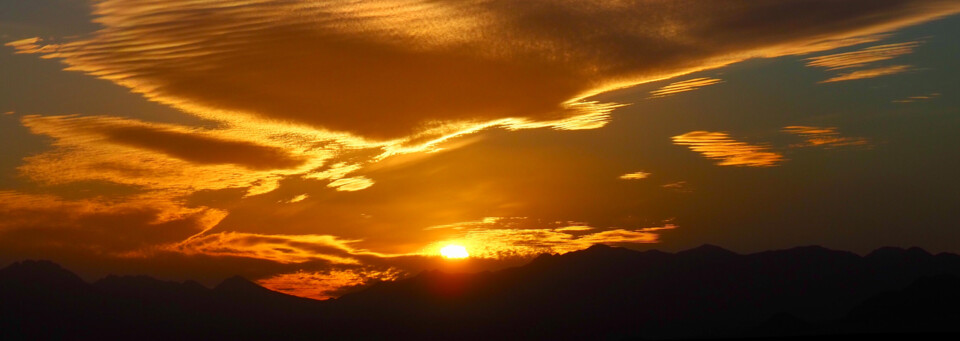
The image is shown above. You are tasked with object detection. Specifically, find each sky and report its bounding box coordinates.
[2,0,959,299]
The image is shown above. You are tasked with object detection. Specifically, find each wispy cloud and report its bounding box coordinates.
[782,126,870,149]
[620,171,651,180]
[257,268,402,300]
[806,41,921,83]
[172,232,367,265]
[661,181,692,193]
[805,42,920,70]
[648,78,723,98]
[18,115,330,197]
[328,177,375,192]
[0,191,226,254]
[11,1,959,140]
[672,131,784,167]
[893,92,941,103]
[421,217,675,259]
[819,65,913,83]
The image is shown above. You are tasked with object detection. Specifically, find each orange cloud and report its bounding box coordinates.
[805,42,920,70]
[172,232,370,265]
[819,65,913,83]
[648,78,723,98]
[0,191,225,254]
[620,172,651,180]
[257,268,402,300]
[328,177,375,192]
[672,131,784,167]
[18,115,335,197]
[782,126,871,149]
[11,0,959,140]
[421,217,675,259]
[805,41,922,83]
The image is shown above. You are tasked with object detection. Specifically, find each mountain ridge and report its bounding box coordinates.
[3,244,960,340]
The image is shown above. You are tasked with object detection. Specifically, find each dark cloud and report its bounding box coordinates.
[101,125,307,171]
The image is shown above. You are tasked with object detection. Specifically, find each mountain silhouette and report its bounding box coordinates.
[2,245,960,340]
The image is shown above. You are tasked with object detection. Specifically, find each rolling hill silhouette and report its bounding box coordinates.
[2,245,959,340]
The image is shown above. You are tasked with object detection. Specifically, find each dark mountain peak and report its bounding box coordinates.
[867,246,933,262]
[94,274,210,297]
[575,243,637,257]
[0,260,86,287]
[555,244,645,267]
[214,275,262,292]
[529,252,556,265]
[906,247,933,257]
[678,244,738,258]
[586,243,613,251]
[181,280,208,291]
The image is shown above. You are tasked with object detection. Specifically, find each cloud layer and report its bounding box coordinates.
[12,0,960,140]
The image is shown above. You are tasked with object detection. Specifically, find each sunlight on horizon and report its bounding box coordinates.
[440,245,470,259]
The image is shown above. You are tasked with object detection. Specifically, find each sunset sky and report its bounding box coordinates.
[2,0,959,299]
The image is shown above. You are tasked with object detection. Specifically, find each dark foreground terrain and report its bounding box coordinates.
[2,245,960,340]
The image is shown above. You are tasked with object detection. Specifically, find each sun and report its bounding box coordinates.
[439,244,469,259]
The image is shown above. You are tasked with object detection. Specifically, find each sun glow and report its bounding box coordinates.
[440,244,469,259]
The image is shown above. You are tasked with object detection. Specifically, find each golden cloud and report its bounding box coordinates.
[172,232,371,265]
[257,268,402,300]
[648,78,723,98]
[782,126,871,149]
[620,171,651,180]
[10,0,960,140]
[421,217,675,259]
[820,65,913,83]
[672,131,784,167]
[805,41,922,83]
[18,115,335,197]
[805,41,920,70]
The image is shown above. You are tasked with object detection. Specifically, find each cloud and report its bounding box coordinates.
[620,171,651,180]
[648,78,723,98]
[328,177,375,192]
[19,115,332,197]
[893,92,941,103]
[782,126,871,148]
[661,181,692,193]
[11,0,960,140]
[98,125,307,171]
[420,217,675,259]
[172,232,369,265]
[805,41,920,70]
[257,268,402,300]
[0,191,225,254]
[805,41,921,82]
[819,65,913,83]
[672,131,784,167]
[286,194,309,203]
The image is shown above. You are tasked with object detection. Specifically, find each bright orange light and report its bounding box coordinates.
[439,244,469,259]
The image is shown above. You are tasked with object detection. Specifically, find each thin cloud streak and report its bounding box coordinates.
[782,126,871,149]
[820,65,913,83]
[648,78,723,98]
[672,131,784,167]
[421,217,675,259]
[893,92,941,103]
[620,172,651,180]
[806,41,922,83]
[805,41,920,70]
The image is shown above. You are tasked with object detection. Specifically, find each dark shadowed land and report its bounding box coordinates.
[3,245,960,340]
